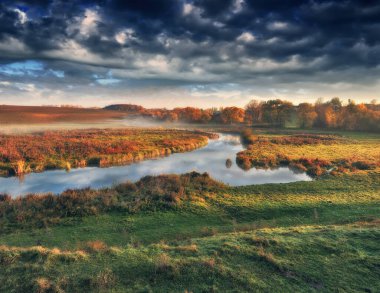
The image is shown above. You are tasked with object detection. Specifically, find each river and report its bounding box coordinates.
[0,133,311,197]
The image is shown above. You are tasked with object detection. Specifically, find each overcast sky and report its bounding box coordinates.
[0,0,379,108]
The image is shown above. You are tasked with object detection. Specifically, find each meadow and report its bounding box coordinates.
[0,171,379,292]
[0,129,216,176]
[237,129,380,176]
[0,128,379,292]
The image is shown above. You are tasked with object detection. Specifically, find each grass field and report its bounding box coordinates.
[0,171,379,292]
[237,129,380,176]
[0,129,379,292]
[0,129,216,176]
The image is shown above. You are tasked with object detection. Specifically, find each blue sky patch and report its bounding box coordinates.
[0,60,64,78]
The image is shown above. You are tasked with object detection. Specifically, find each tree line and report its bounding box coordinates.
[105,98,380,132]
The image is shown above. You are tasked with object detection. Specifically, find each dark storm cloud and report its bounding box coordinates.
[108,0,182,19]
[193,0,234,17]
[0,0,379,105]
[0,0,377,61]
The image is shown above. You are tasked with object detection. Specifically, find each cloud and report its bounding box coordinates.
[80,9,100,36]
[267,21,289,31]
[94,71,121,85]
[114,28,137,45]
[14,82,36,92]
[183,3,194,15]
[0,0,379,106]
[237,32,255,43]
[13,8,28,24]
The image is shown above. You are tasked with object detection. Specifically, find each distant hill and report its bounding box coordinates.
[104,104,145,113]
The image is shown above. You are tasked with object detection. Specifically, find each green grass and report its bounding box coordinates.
[0,171,379,292]
[1,219,379,292]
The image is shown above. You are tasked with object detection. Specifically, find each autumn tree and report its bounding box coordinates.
[261,99,294,126]
[165,112,179,122]
[102,98,379,131]
[220,107,245,124]
[342,101,380,131]
[199,109,213,123]
[314,98,343,128]
[297,103,317,128]
[245,100,263,125]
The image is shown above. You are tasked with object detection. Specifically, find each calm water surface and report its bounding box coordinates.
[0,134,311,197]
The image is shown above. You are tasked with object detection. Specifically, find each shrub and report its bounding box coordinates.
[352,161,376,170]
[306,165,326,177]
[241,129,258,145]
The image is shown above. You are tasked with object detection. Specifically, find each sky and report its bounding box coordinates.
[0,0,379,108]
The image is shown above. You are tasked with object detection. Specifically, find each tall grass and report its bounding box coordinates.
[0,129,217,176]
[0,172,224,233]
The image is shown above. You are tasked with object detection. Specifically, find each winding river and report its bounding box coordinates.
[0,133,311,197]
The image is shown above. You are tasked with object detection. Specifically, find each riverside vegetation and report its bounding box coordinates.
[237,129,380,177]
[0,129,217,176]
[0,129,379,292]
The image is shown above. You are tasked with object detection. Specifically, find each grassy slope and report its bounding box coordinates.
[0,172,379,292]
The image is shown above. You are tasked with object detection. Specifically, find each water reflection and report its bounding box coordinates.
[0,134,311,197]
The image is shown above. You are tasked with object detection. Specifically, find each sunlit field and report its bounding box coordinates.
[237,129,380,176]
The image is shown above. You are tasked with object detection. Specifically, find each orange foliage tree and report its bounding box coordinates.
[220,107,245,124]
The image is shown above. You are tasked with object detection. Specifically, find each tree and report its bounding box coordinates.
[199,109,213,123]
[297,103,317,128]
[245,100,263,125]
[172,107,201,123]
[330,97,343,112]
[220,107,245,124]
[165,112,178,122]
[261,99,294,126]
[314,98,341,128]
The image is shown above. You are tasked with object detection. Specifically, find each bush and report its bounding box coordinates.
[241,129,258,145]
[352,161,376,170]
